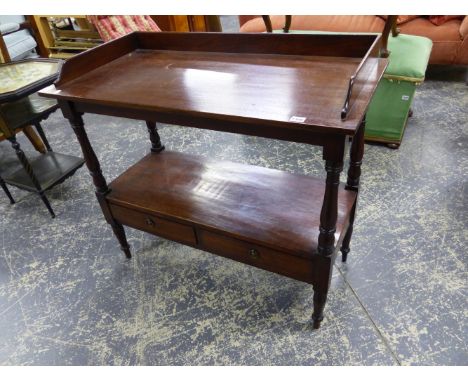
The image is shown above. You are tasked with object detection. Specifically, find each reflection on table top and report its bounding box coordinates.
[0,60,60,95]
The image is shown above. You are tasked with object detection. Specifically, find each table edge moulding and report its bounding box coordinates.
[39,31,388,329]
[0,58,63,103]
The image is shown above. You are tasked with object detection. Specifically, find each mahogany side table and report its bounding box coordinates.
[40,32,387,327]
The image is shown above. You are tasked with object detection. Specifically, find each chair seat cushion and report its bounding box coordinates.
[385,34,433,82]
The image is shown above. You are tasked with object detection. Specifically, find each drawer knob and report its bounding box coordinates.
[249,248,260,259]
[145,217,155,226]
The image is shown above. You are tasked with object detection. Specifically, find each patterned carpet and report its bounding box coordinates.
[0,41,466,365]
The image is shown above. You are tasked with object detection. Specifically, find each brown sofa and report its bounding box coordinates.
[239,16,468,65]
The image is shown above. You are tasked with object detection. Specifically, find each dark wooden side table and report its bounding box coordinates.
[40,32,387,327]
[0,59,85,217]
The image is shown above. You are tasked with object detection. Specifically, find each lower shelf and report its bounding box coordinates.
[107,151,356,272]
[3,152,85,192]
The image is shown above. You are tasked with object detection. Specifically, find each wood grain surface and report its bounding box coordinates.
[40,32,387,135]
[107,151,356,258]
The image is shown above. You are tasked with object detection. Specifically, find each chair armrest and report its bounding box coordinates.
[460,16,468,39]
[0,22,20,35]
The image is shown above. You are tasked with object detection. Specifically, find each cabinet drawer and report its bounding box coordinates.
[110,204,197,246]
[198,230,313,283]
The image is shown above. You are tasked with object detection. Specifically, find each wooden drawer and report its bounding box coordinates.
[110,204,197,246]
[198,229,314,283]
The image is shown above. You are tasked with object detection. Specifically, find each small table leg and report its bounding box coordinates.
[7,135,55,218]
[146,121,165,153]
[111,221,132,259]
[341,118,365,262]
[312,255,334,329]
[0,175,15,204]
[66,109,131,258]
[313,158,344,329]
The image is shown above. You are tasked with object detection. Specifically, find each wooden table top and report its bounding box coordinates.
[53,50,378,132]
[40,32,387,136]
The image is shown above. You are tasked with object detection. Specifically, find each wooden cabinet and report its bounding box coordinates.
[151,16,221,32]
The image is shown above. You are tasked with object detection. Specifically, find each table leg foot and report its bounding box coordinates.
[146,121,165,153]
[312,283,328,330]
[340,224,353,263]
[121,246,132,259]
[340,248,350,263]
[111,221,131,258]
[39,192,55,218]
[312,318,322,330]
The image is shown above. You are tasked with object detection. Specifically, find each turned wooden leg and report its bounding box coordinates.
[341,118,365,262]
[146,121,164,153]
[0,175,15,204]
[283,15,292,33]
[313,291,327,329]
[261,15,273,32]
[313,156,344,329]
[340,204,355,263]
[380,16,398,58]
[8,136,55,218]
[66,110,131,258]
